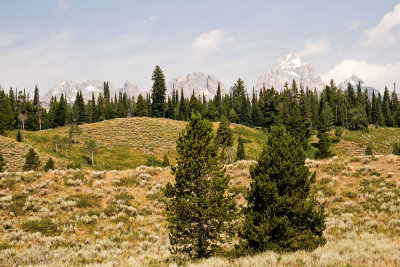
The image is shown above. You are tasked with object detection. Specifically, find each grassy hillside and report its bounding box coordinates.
[0,135,69,172]
[5,117,267,171]
[333,127,400,157]
[0,156,399,266]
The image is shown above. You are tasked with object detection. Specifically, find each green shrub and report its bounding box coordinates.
[145,155,163,167]
[67,194,101,208]
[342,190,357,199]
[21,218,60,236]
[115,192,133,204]
[365,144,373,156]
[10,193,27,216]
[114,176,140,187]
[393,142,400,155]
[67,162,81,169]
[0,243,12,250]
[335,127,345,137]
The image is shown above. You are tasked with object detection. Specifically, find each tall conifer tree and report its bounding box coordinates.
[165,113,237,259]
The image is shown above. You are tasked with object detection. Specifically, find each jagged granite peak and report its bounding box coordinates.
[255,54,325,92]
[167,72,229,100]
[42,80,141,103]
[339,74,380,98]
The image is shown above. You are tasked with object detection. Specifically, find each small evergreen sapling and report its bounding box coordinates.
[44,158,55,172]
[240,126,326,254]
[23,148,41,171]
[162,154,170,167]
[16,130,22,142]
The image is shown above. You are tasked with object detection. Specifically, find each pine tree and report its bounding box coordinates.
[316,131,333,158]
[178,88,188,120]
[162,154,170,167]
[135,94,148,117]
[240,126,326,254]
[165,113,237,259]
[236,137,245,161]
[151,65,167,118]
[216,115,233,147]
[54,94,67,127]
[383,87,395,127]
[16,129,22,142]
[228,108,239,123]
[0,90,14,135]
[44,157,55,172]
[214,82,222,115]
[72,91,87,124]
[23,148,41,171]
[0,153,6,172]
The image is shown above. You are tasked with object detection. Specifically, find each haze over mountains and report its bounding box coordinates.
[41,54,380,103]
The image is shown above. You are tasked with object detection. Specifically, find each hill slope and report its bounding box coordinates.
[0,157,399,266]
[0,135,69,172]
[5,117,267,171]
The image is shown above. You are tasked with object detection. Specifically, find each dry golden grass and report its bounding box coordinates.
[0,156,399,266]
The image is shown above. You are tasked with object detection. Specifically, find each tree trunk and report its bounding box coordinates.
[22,122,25,142]
[91,151,94,166]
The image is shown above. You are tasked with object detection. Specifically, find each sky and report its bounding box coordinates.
[1,0,400,95]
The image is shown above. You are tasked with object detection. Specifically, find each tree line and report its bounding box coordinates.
[1,65,398,140]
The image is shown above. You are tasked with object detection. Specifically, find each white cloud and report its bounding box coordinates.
[360,4,400,46]
[57,0,71,10]
[322,58,400,91]
[296,38,331,57]
[348,20,361,31]
[145,16,158,26]
[191,30,234,60]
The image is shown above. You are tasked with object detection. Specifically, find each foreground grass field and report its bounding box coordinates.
[0,156,399,266]
[5,117,267,171]
[1,119,400,265]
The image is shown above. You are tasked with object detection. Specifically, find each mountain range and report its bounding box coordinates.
[41,54,380,104]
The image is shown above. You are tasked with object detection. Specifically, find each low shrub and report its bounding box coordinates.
[10,193,28,216]
[393,142,400,155]
[21,218,60,236]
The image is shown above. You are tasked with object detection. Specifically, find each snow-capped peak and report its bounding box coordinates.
[255,54,325,92]
[279,54,306,69]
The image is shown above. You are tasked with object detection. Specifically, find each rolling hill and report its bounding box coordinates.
[4,117,268,171]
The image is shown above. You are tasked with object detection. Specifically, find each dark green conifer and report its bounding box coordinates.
[162,154,170,167]
[151,65,167,118]
[216,115,233,147]
[23,148,41,171]
[236,137,245,161]
[240,126,326,254]
[316,131,333,158]
[44,157,55,172]
[165,113,237,259]
[135,94,148,117]
[16,129,22,142]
